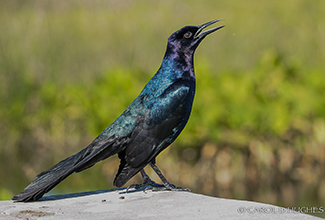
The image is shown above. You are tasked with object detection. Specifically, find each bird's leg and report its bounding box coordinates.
[126,165,190,192]
[149,162,191,192]
[126,169,163,192]
[139,169,164,187]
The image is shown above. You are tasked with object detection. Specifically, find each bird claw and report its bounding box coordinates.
[126,179,164,193]
[126,182,190,193]
[151,183,191,192]
[124,167,190,193]
[125,180,190,193]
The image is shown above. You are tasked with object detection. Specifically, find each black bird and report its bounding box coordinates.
[12,19,224,202]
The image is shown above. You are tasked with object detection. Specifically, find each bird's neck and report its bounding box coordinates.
[161,48,196,80]
[140,49,196,98]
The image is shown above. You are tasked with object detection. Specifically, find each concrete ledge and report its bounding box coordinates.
[0,189,321,220]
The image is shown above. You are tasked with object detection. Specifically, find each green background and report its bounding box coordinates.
[1,0,324,217]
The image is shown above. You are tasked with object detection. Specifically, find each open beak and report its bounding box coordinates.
[194,19,225,39]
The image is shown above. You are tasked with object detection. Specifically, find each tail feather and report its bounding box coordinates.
[12,150,86,202]
[113,160,145,188]
[12,136,128,202]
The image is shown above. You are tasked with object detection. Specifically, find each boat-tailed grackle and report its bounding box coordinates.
[12,19,224,202]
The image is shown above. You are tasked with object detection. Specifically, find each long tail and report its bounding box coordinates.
[12,149,87,202]
[12,136,128,202]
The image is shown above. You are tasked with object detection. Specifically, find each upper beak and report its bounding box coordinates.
[194,19,225,39]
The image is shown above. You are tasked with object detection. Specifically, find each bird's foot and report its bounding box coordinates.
[126,178,164,192]
[126,181,190,193]
[124,168,190,193]
[150,182,191,192]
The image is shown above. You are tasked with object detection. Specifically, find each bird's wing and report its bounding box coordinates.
[114,79,193,187]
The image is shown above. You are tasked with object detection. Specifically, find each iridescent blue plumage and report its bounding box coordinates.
[12,19,224,202]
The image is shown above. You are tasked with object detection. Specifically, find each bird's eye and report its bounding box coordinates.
[184,31,192,39]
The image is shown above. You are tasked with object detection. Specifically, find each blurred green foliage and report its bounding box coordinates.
[1,0,325,216]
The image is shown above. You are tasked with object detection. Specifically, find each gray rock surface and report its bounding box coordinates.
[0,189,322,219]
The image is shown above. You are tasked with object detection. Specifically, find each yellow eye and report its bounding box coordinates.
[184,31,192,38]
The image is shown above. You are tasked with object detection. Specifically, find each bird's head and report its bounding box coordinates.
[166,19,224,60]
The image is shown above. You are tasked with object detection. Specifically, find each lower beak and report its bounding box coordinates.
[194,19,225,39]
